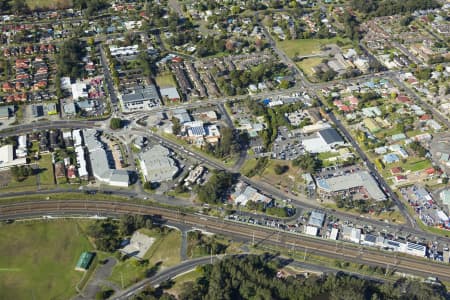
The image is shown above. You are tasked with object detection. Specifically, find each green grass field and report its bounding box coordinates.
[155,74,176,88]
[296,57,323,79]
[240,158,258,176]
[26,0,73,10]
[144,229,181,267]
[38,154,55,186]
[109,228,181,288]
[277,37,352,58]
[0,220,93,300]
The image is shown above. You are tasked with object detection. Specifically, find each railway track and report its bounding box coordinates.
[1,200,449,281]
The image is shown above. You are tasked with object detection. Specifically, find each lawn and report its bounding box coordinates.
[37,154,55,186]
[0,169,37,190]
[166,269,202,297]
[259,159,301,189]
[240,158,258,176]
[403,159,432,172]
[318,151,340,161]
[26,0,73,10]
[277,37,352,58]
[109,228,181,288]
[296,57,323,79]
[144,228,181,267]
[0,220,93,300]
[155,74,176,88]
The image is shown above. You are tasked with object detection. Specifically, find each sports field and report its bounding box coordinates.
[0,220,93,300]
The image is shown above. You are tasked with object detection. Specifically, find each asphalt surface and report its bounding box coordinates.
[75,257,119,300]
[111,256,218,299]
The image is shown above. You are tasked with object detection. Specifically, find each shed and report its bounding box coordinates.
[75,252,94,271]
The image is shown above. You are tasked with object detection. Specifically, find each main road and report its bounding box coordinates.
[1,200,449,282]
[1,120,448,245]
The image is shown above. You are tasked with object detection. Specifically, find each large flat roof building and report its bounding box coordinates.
[302,128,345,153]
[83,129,129,187]
[121,85,161,112]
[139,144,179,183]
[317,171,386,201]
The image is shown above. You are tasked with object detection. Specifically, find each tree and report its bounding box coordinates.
[196,171,233,204]
[57,38,86,79]
[171,117,181,135]
[86,219,120,252]
[274,164,288,175]
[110,118,122,130]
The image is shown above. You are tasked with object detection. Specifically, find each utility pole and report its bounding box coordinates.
[252,231,255,247]
[303,248,307,261]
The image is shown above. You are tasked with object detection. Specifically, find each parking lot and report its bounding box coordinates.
[272,126,304,160]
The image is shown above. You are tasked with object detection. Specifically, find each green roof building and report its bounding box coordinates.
[75,252,94,271]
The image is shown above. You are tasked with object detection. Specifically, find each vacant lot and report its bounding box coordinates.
[38,154,55,186]
[26,0,73,10]
[277,38,352,58]
[155,74,176,88]
[0,220,93,300]
[296,57,323,79]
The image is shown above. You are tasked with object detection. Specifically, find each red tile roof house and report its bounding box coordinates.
[390,167,403,175]
[394,175,407,183]
[67,165,77,179]
[419,114,431,121]
[2,82,14,93]
[396,95,412,104]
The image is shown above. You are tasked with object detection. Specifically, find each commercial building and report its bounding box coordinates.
[0,144,27,169]
[0,105,13,120]
[83,129,129,187]
[302,128,345,153]
[316,171,386,201]
[139,145,179,183]
[308,211,325,228]
[71,82,88,100]
[160,87,181,101]
[231,182,273,207]
[120,85,161,112]
[440,190,450,208]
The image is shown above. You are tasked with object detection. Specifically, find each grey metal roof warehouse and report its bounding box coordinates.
[317,171,386,201]
[122,85,160,103]
[139,145,179,182]
[318,128,344,145]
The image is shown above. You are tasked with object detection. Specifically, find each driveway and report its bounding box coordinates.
[74,257,119,299]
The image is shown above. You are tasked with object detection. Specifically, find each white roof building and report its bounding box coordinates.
[0,144,27,169]
[302,128,345,153]
[16,135,27,158]
[83,129,129,187]
[75,146,88,178]
[329,228,339,240]
[71,82,88,100]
